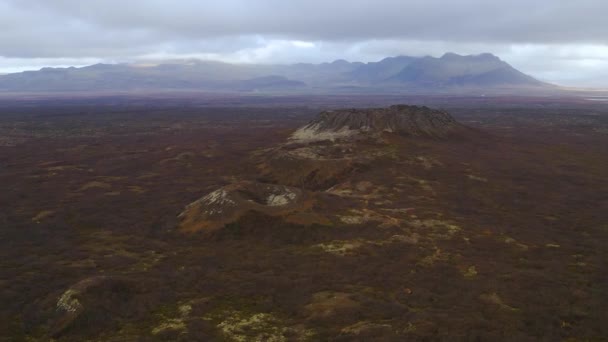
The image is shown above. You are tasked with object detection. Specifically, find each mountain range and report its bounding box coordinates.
[0,53,554,94]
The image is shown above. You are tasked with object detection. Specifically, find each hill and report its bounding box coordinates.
[179,105,470,233]
[291,105,463,142]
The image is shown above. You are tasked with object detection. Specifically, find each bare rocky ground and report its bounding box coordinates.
[1,96,607,341]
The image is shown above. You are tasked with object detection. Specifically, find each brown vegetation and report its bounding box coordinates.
[1,95,607,340]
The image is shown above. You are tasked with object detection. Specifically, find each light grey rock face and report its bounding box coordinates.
[48,276,144,338]
[290,105,461,142]
[179,181,302,219]
[178,181,307,232]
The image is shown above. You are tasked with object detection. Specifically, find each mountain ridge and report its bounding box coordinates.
[0,53,554,94]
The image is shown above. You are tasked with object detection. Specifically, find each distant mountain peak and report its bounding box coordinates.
[476,52,500,60]
[331,59,350,65]
[440,52,461,59]
[440,52,500,61]
[388,52,543,88]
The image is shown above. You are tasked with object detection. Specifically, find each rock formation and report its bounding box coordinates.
[46,276,147,338]
[290,105,462,142]
[178,105,466,233]
[178,181,311,233]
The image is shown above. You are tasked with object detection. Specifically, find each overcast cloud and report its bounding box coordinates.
[1,0,607,87]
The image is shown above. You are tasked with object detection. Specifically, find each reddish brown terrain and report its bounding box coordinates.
[1,95,607,341]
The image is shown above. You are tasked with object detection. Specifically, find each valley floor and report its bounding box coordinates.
[1,95,607,341]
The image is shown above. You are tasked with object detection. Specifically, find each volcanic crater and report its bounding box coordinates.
[178,105,466,234]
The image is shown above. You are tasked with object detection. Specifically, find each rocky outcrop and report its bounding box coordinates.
[47,276,149,338]
[258,104,461,189]
[257,150,358,191]
[178,181,310,233]
[179,105,466,234]
[290,105,461,142]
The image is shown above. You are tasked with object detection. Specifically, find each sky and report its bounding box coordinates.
[1,0,607,87]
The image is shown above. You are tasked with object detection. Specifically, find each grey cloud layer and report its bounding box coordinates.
[2,0,608,58]
[1,0,607,86]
